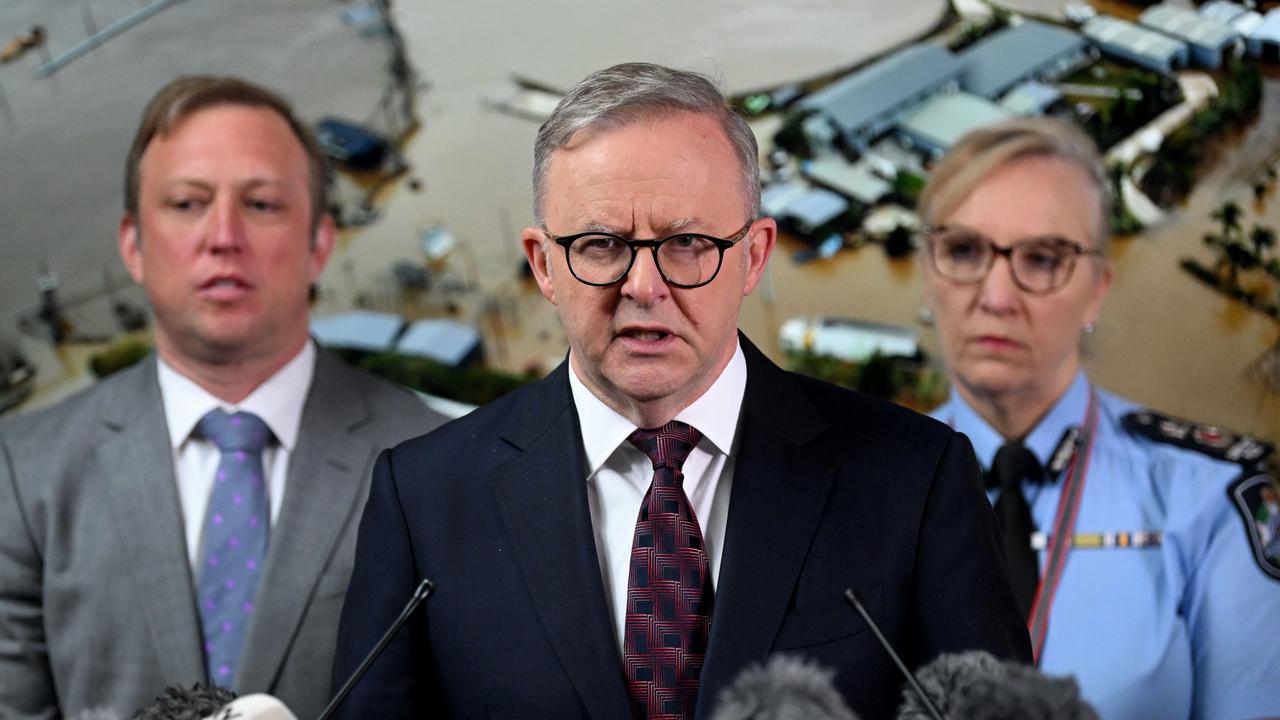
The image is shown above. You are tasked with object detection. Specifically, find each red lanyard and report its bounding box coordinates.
[949,388,1100,664]
[1026,389,1098,664]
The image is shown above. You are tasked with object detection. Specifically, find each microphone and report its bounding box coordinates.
[203,694,298,720]
[131,682,237,720]
[897,651,1098,720]
[317,577,436,720]
[843,588,946,720]
[70,710,121,720]
[709,654,860,720]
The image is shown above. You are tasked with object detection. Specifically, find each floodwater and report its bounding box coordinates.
[1,0,1276,443]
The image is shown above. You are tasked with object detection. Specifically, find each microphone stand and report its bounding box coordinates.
[317,578,436,720]
[843,588,946,720]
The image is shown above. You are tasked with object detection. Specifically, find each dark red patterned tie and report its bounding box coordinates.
[623,420,712,720]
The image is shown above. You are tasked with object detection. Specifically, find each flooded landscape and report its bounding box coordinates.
[1,0,1277,441]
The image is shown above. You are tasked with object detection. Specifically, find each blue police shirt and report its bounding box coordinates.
[933,372,1280,719]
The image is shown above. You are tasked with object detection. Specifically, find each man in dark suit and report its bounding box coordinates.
[333,62,1030,720]
[0,76,445,720]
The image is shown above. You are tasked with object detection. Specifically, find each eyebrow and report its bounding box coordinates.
[574,217,707,236]
[941,224,1081,247]
[161,177,289,193]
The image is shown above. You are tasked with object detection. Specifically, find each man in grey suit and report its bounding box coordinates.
[0,75,445,719]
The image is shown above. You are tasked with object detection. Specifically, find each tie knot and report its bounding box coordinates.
[197,410,272,453]
[628,420,703,471]
[988,441,1043,491]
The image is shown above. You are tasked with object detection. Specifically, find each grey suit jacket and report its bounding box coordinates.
[0,349,446,719]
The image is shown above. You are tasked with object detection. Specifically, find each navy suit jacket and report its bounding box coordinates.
[333,337,1031,719]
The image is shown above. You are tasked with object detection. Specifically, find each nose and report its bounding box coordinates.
[977,254,1022,315]
[620,247,670,306]
[205,198,247,254]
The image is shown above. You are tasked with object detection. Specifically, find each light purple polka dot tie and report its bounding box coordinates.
[196,409,271,687]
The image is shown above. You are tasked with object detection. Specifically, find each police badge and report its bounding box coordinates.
[1229,473,1280,581]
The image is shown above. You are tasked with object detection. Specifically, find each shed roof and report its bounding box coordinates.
[310,311,404,352]
[898,92,1012,151]
[396,319,482,367]
[797,44,962,134]
[1140,4,1237,49]
[960,19,1087,98]
[803,157,893,205]
[1083,16,1187,62]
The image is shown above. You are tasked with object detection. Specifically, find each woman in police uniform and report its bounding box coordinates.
[919,116,1279,719]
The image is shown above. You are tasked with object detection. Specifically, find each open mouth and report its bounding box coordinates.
[623,329,669,341]
[200,275,252,291]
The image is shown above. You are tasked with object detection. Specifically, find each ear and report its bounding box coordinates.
[308,214,337,283]
[919,250,940,312]
[118,213,145,284]
[740,217,777,296]
[1085,258,1114,327]
[522,227,557,305]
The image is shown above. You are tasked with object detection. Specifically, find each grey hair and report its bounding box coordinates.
[918,116,1112,253]
[531,62,761,225]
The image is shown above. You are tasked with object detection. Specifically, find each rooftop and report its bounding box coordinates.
[1083,16,1188,62]
[782,188,850,229]
[1140,4,1238,49]
[959,19,1087,98]
[803,157,893,205]
[397,319,482,367]
[1199,1,1248,25]
[1254,8,1280,42]
[897,91,1012,151]
[310,311,404,352]
[999,80,1063,116]
[797,43,962,134]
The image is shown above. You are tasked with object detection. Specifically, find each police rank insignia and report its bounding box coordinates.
[1124,410,1280,580]
[1230,474,1280,581]
[1122,411,1274,470]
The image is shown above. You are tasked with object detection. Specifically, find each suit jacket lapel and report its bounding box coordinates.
[488,362,630,719]
[97,357,207,686]
[696,338,834,718]
[237,351,371,692]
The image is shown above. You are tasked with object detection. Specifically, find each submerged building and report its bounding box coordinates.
[796,43,963,154]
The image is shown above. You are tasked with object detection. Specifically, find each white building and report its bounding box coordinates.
[1139,4,1242,68]
[1083,16,1190,74]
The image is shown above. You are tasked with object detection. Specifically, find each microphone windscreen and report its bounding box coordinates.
[70,710,122,720]
[132,683,236,720]
[201,694,298,720]
[898,651,1099,720]
[710,654,860,720]
[898,650,1004,719]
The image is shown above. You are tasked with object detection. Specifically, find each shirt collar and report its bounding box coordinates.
[157,340,316,452]
[568,339,747,477]
[947,371,1091,470]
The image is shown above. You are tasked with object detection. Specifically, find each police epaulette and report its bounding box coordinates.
[1121,410,1274,470]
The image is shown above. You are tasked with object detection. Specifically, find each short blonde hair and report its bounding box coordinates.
[918,117,1111,252]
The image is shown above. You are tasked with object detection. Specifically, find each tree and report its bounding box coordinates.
[1225,239,1259,287]
[1212,200,1244,241]
[1185,207,1280,395]
[1250,224,1276,260]
[1204,231,1227,275]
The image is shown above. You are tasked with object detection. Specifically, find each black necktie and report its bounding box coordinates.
[990,442,1042,620]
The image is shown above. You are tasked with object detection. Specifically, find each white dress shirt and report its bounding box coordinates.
[157,341,315,570]
[569,340,747,646]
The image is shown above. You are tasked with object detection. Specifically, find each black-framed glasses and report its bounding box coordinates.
[923,224,1105,295]
[542,220,754,288]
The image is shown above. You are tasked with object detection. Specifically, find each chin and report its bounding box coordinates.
[954,364,1035,399]
[612,375,681,403]
[605,365,691,403]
